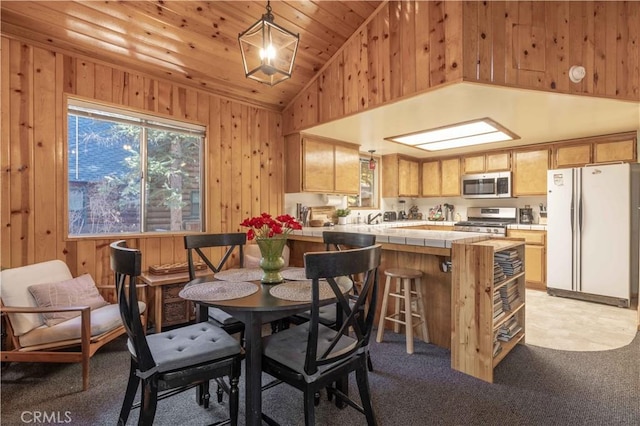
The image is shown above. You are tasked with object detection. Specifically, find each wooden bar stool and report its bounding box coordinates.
[376,268,429,354]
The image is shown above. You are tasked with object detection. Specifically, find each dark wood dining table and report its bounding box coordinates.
[179,269,350,426]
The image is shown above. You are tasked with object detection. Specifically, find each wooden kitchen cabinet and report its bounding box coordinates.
[420,158,460,197]
[506,229,546,290]
[593,139,636,163]
[462,152,511,174]
[420,160,440,197]
[512,148,549,196]
[554,142,592,168]
[552,132,636,168]
[382,154,420,197]
[441,158,461,196]
[285,133,360,194]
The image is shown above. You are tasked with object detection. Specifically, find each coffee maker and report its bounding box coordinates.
[519,206,533,224]
[398,200,407,220]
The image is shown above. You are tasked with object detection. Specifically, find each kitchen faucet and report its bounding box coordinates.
[367,212,382,225]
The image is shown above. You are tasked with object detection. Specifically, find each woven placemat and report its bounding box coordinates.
[214,268,263,282]
[179,281,259,301]
[270,280,349,302]
[280,267,307,281]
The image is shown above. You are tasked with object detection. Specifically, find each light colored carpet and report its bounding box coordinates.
[525,289,638,351]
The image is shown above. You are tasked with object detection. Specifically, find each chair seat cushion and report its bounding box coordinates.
[18,302,145,348]
[208,307,241,326]
[141,322,241,373]
[262,323,357,380]
[295,304,339,326]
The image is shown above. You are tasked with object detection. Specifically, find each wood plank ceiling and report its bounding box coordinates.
[0,1,382,110]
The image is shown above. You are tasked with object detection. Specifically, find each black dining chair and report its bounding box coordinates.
[184,233,246,340]
[110,240,242,426]
[261,244,382,425]
[291,231,377,372]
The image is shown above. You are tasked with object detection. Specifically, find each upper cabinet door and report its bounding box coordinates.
[441,158,460,196]
[334,144,360,194]
[398,159,420,197]
[554,143,592,168]
[593,139,636,163]
[303,138,335,192]
[421,160,441,197]
[462,155,485,174]
[485,152,511,171]
[513,149,549,196]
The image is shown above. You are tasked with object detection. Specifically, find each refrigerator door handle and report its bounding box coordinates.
[570,195,574,232]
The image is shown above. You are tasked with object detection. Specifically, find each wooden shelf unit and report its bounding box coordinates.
[451,238,526,383]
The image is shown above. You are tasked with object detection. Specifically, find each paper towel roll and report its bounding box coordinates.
[323,195,343,206]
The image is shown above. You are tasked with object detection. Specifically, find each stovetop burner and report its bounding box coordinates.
[454,207,518,236]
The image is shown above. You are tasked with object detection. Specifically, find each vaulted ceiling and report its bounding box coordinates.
[1,1,382,110]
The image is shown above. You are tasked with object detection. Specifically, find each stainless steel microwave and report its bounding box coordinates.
[461,172,512,198]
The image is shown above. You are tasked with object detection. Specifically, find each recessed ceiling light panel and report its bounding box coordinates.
[385,118,519,152]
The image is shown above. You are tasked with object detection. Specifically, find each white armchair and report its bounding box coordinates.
[0,259,146,390]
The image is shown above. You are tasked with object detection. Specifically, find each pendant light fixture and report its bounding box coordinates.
[368,150,376,170]
[238,1,300,86]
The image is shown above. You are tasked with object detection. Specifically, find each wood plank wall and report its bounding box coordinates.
[283,0,640,135]
[284,0,465,133]
[0,36,284,286]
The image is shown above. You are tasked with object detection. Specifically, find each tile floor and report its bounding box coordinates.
[525,289,638,351]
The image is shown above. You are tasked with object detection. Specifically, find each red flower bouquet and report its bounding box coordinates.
[240,213,302,240]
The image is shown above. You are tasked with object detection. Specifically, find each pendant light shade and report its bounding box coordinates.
[368,150,376,170]
[238,1,299,86]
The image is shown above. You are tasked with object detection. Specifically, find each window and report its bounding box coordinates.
[347,156,379,209]
[67,99,205,236]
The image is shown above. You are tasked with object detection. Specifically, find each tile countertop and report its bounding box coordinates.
[290,220,547,249]
[291,221,486,249]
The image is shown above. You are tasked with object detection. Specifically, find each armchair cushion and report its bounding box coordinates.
[19,302,146,348]
[0,260,73,336]
[28,274,108,326]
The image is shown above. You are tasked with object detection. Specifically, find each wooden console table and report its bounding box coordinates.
[139,270,209,332]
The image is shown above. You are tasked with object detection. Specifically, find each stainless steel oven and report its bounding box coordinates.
[462,172,512,199]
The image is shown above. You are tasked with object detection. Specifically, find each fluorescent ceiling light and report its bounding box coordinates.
[385,118,519,151]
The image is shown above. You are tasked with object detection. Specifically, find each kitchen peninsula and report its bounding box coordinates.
[288,222,528,382]
[287,222,485,349]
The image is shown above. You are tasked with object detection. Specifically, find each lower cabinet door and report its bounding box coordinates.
[524,245,546,290]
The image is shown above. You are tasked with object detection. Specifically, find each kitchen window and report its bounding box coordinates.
[347,156,379,209]
[66,99,205,236]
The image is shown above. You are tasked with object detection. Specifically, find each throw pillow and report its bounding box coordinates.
[28,274,109,326]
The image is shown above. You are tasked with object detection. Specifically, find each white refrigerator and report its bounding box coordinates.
[546,163,640,307]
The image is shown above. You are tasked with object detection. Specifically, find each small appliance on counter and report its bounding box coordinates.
[383,211,397,222]
[407,205,422,220]
[519,206,534,224]
[539,203,547,225]
[398,200,407,220]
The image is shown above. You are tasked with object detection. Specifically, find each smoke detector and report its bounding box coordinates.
[569,65,586,83]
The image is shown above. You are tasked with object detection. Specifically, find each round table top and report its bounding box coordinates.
[179,268,352,313]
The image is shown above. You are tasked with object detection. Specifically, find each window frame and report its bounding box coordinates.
[347,154,380,210]
[64,96,207,239]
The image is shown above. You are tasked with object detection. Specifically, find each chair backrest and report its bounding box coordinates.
[323,231,376,292]
[303,244,381,375]
[184,233,247,280]
[322,231,376,251]
[110,240,156,374]
[0,260,73,336]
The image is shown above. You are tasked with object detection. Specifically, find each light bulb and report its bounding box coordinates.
[259,44,276,61]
